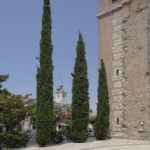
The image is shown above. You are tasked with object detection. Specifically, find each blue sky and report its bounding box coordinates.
[0,0,99,111]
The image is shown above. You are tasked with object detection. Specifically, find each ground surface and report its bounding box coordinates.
[21,139,150,150]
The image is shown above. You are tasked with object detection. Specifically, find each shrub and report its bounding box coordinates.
[54,131,64,144]
[0,132,30,148]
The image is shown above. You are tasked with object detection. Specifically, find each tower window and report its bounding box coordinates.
[0,126,3,133]
[146,72,150,76]
[116,69,119,76]
[117,118,120,125]
[112,0,118,3]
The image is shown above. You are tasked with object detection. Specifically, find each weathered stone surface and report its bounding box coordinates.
[98,0,150,140]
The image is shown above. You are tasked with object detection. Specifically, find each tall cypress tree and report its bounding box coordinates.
[96,59,110,140]
[71,33,89,142]
[36,0,54,146]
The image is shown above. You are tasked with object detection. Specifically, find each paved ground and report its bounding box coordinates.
[20,139,150,150]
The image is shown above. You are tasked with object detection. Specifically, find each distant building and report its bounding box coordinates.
[54,85,66,105]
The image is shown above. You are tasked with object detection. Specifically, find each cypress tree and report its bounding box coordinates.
[36,0,55,146]
[71,33,89,142]
[96,59,110,140]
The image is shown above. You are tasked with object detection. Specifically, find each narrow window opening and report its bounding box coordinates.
[146,72,150,76]
[116,69,119,76]
[112,0,118,3]
[117,118,120,125]
[0,126,3,133]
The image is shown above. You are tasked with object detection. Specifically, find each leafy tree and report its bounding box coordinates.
[0,75,8,94]
[96,59,110,140]
[0,94,26,132]
[0,93,30,148]
[0,75,8,84]
[36,0,55,146]
[71,33,89,142]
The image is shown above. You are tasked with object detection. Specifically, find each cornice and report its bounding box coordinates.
[97,0,131,18]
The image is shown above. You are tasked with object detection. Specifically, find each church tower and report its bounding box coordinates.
[97,0,150,140]
[54,85,66,104]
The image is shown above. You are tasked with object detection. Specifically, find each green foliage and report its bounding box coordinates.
[0,94,27,132]
[71,33,89,143]
[0,75,8,83]
[0,132,29,148]
[36,0,55,146]
[0,75,8,94]
[65,122,72,141]
[54,131,64,144]
[0,92,30,148]
[30,104,36,129]
[96,59,110,140]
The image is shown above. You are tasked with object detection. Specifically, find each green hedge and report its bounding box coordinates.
[0,132,30,148]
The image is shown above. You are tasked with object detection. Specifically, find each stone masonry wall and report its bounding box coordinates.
[111,6,125,138]
[98,0,150,140]
[123,0,150,140]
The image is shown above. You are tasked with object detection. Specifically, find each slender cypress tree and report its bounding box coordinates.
[96,59,110,140]
[36,0,55,146]
[71,33,89,142]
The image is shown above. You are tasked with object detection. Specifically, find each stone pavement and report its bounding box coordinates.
[21,139,150,150]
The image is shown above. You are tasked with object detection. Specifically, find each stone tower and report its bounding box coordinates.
[97,0,150,140]
[54,85,66,104]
